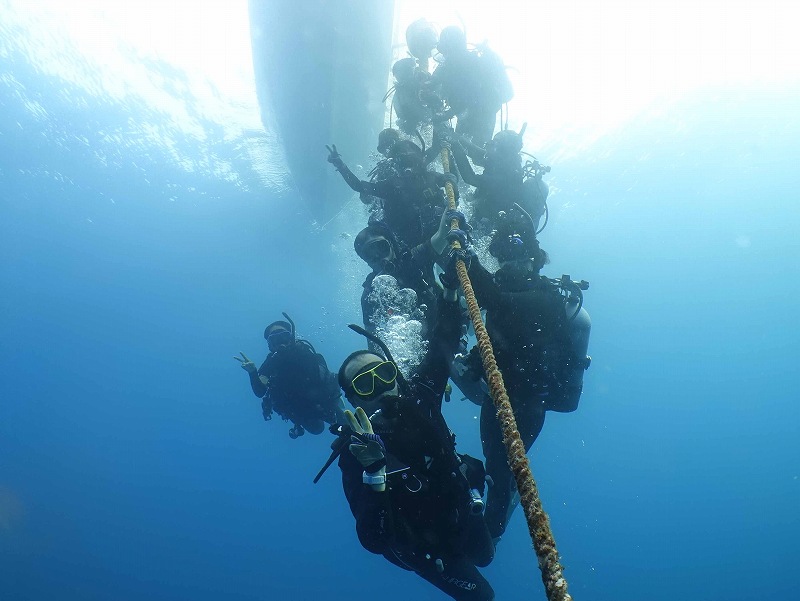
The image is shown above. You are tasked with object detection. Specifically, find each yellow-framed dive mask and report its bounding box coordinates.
[351,361,398,396]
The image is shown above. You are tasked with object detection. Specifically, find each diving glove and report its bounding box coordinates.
[345,407,387,489]
[345,407,385,467]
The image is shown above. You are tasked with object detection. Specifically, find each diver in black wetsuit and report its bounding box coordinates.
[330,281,495,600]
[428,27,513,159]
[390,57,436,135]
[354,208,466,340]
[445,210,591,541]
[358,128,402,221]
[235,316,346,439]
[354,221,438,338]
[327,140,457,248]
[360,128,445,223]
[448,127,549,233]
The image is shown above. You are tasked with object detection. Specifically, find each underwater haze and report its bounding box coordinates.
[1,1,799,600]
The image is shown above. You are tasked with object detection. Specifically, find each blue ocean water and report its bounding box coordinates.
[2,3,799,600]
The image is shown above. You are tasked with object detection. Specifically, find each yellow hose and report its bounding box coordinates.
[441,148,572,601]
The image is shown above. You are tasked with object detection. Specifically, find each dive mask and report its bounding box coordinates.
[267,329,293,351]
[351,361,398,396]
[362,238,392,264]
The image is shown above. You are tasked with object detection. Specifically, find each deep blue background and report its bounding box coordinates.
[2,8,799,601]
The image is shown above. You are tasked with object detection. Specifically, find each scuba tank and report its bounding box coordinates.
[481,202,593,413]
[543,276,591,413]
[461,276,591,414]
[475,41,514,105]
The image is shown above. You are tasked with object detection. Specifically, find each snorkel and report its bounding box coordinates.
[281,312,296,338]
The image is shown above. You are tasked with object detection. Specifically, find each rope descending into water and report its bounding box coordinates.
[441,148,572,601]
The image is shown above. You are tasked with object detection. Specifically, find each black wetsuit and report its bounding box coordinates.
[360,149,444,221]
[468,261,575,539]
[394,75,434,135]
[334,162,451,248]
[360,160,396,221]
[360,239,440,337]
[452,142,546,228]
[259,341,344,434]
[339,299,495,600]
[430,50,502,149]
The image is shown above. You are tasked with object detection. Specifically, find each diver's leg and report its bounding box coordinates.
[498,401,547,533]
[457,110,497,159]
[299,417,325,435]
[481,393,548,539]
[474,108,498,148]
[462,512,495,568]
[480,398,512,540]
[450,362,489,407]
[518,400,547,453]
[393,548,494,601]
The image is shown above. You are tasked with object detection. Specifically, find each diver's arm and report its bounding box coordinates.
[359,161,393,204]
[460,136,486,161]
[414,290,462,403]
[409,237,438,267]
[430,210,497,310]
[451,140,481,187]
[430,209,452,257]
[339,450,396,555]
[422,144,441,166]
[332,160,368,193]
[430,208,468,257]
[341,170,396,201]
[249,372,268,398]
[247,359,270,398]
[433,172,460,205]
[327,144,372,193]
[235,352,268,398]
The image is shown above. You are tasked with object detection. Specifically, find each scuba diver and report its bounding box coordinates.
[388,18,447,134]
[445,208,591,541]
[376,127,401,158]
[360,128,444,218]
[327,140,457,248]
[358,128,402,221]
[388,57,437,136]
[448,125,550,234]
[314,274,495,600]
[234,314,346,439]
[428,26,514,160]
[354,208,467,340]
[354,221,436,338]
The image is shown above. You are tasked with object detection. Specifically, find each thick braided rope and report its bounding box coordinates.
[442,148,572,601]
